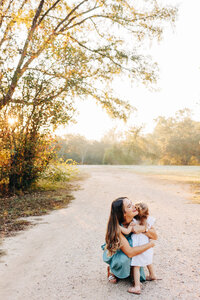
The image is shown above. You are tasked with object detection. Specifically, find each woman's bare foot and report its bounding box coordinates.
[107,266,117,284]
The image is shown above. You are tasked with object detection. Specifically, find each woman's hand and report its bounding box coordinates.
[120,233,156,258]
[132,224,158,240]
[144,226,158,240]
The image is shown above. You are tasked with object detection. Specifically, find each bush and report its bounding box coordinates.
[41,159,78,183]
[0,120,56,194]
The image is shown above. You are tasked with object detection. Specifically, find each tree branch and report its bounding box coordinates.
[63,15,96,31]
[58,4,100,32]
[90,18,104,38]
[1,0,45,109]
[38,0,62,26]
[19,2,98,68]
[54,0,88,32]
[69,35,132,73]
[0,0,14,28]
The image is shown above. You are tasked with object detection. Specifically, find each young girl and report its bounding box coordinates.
[120,202,157,294]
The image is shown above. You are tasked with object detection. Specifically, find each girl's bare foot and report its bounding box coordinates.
[146,275,162,281]
[127,286,141,294]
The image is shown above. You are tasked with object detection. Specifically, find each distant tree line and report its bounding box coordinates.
[56,110,200,166]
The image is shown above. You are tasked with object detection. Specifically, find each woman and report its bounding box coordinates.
[102,197,157,285]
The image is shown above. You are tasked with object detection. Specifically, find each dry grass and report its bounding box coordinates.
[190,183,200,204]
[0,166,87,258]
[123,165,200,204]
[0,164,83,240]
[0,183,76,259]
[0,181,78,239]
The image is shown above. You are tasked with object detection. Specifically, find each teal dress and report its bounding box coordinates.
[102,233,146,281]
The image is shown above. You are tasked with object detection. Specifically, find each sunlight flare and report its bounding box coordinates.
[8,117,17,126]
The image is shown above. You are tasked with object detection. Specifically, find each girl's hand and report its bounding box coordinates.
[131,224,136,233]
[127,224,133,234]
[149,240,155,248]
[129,222,135,233]
[132,224,145,234]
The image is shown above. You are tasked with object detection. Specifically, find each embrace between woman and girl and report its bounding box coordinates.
[102,197,158,295]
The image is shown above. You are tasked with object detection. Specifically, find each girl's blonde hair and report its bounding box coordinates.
[135,202,149,225]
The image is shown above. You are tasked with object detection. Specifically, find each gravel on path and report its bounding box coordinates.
[0,166,200,300]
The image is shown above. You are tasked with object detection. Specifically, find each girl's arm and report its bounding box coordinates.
[120,220,137,235]
[119,233,155,258]
[133,224,158,240]
[119,224,132,235]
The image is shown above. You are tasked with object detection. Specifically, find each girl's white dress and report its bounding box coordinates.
[131,216,155,267]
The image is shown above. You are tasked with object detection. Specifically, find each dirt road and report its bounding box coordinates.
[0,166,200,299]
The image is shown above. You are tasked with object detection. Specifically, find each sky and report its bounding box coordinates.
[56,0,200,140]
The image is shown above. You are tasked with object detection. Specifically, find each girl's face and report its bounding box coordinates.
[123,198,138,223]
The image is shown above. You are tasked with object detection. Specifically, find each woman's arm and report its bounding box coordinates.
[119,233,155,258]
[145,226,158,240]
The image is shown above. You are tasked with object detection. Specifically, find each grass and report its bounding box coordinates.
[0,164,82,240]
[78,165,200,203]
[0,181,78,239]
[0,177,82,259]
[190,183,200,204]
[0,239,6,260]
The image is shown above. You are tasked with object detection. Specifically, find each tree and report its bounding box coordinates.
[0,0,177,117]
[122,126,146,163]
[84,140,106,164]
[0,0,177,190]
[151,109,200,165]
[56,134,89,164]
[57,135,107,164]
[55,109,200,166]
[0,110,56,192]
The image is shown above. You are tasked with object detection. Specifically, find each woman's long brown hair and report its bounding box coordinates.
[105,197,127,256]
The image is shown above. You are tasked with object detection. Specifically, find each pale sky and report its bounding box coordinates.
[56,0,200,140]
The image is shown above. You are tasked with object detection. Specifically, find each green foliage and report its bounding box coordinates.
[103,144,140,165]
[0,1,177,191]
[41,159,78,183]
[56,110,200,166]
[0,108,56,193]
[56,134,107,164]
[85,141,106,165]
[0,0,177,117]
[150,110,200,165]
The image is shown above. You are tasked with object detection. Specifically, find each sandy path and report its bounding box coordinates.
[0,166,200,300]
